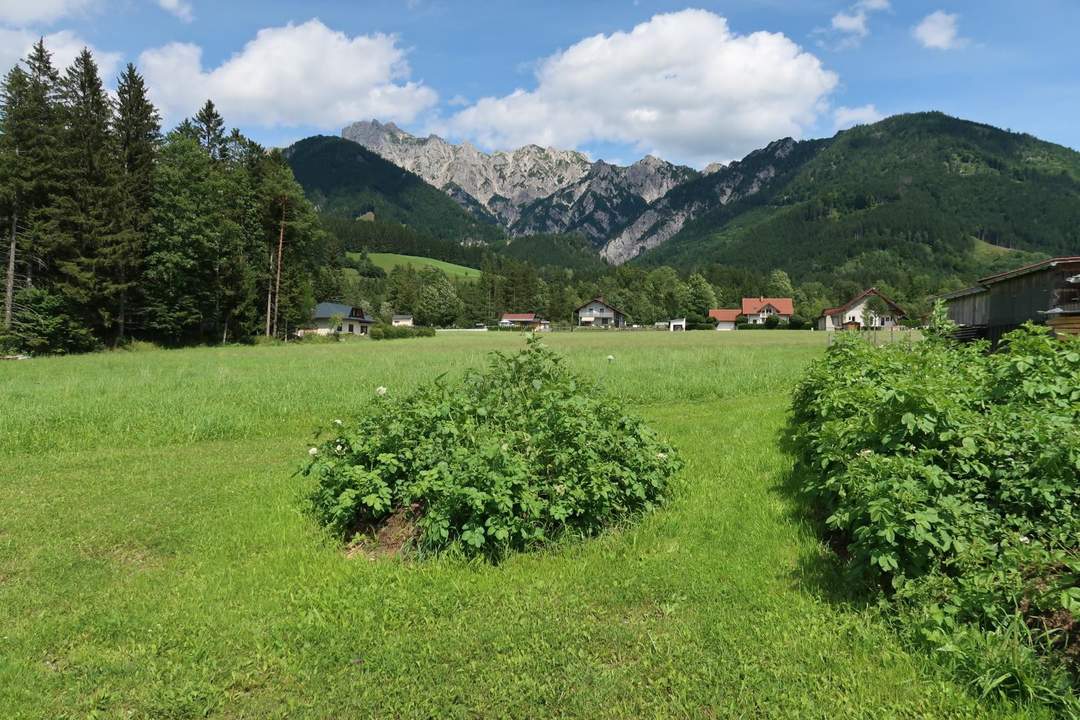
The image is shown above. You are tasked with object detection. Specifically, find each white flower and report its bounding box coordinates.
[607,355,615,362]
[332,419,343,427]
[1019,535,1031,544]
[857,449,872,458]
[656,452,667,460]
[308,447,318,456]
[375,386,387,396]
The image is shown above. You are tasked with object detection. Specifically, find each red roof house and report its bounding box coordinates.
[817,288,905,331]
[741,297,794,325]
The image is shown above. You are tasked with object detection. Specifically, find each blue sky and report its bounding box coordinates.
[1,0,1077,167]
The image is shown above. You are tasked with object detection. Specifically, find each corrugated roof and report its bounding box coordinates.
[978,256,1080,285]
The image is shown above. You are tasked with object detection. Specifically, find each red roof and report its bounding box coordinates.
[819,288,906,319]
[741,297,794,316]
[501,313,539,322]
[708,308,741,322]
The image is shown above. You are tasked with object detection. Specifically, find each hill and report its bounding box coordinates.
[639,113,1080,291]
[284,136,503,245]
[364,252,481,279]
[499,233,609,274]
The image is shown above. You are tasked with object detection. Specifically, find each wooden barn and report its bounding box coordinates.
[938,256,1080,343]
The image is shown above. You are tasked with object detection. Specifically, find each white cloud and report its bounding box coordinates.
[157,0,193,23]
[440,9,838,167]
[834,104,883,129]
[0,27,121,81]
[822,0,890,49]
[0,0,94,26]
[913,11,966,50]
[138,19,438,128]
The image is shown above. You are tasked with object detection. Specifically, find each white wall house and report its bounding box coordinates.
[708,308,740,331]
[741,297,794,325]
[817,288,906,331]
[391,314,413,327]
[574,298,627,327]
[298,302,375,337]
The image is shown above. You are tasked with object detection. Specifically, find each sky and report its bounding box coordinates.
[1,0,1077,168]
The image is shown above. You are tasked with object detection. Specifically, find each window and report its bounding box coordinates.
[348,323,355,332]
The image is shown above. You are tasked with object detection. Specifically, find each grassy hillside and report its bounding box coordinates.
[365,252,481,279]
[285,136,503,245]
[0,333,1041,717]
[643,113,1079,290]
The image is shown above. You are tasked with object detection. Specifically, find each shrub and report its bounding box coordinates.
[788,315,808,330]
[764,315,781,329]
[369,324,436,340]
[788,326,1080,709]
[302,337,682,558]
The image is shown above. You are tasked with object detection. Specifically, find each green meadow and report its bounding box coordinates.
[0,332,1045,718]
[366,252,483,279]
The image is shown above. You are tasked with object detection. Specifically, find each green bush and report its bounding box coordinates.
[302,338,682,558]
[764,315,781,329]
[789,326,1080,708]
[369,324,436,340]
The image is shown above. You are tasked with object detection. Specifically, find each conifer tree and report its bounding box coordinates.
[111,63,160,343]
[0,65,31,329]
[193,100,226,161]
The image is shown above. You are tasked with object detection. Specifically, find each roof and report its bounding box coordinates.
[935,285,988,301]
[391,314,412,320]
[741,297,794,316]
[708,308,741,322]
[978,256,1080,285]
[574,296,625,316]
[312,302,374,322]
[819,288,906,319]
[501,313,540,322]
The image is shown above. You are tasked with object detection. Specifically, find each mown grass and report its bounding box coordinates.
[0,332,1049,718]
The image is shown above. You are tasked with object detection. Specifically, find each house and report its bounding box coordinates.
[500,312,546,330]
[300,302,375,337]
[938,256,1080,343]
[742,297,794,325]
[391,314,413,327]
[669,318,687,332]
[574,297,627,328]
[708,308,740,331]
[817,288,906,331]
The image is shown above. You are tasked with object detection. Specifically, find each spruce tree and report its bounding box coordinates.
[0,65,31,330]
[193,100,226,161]
[111,63,160,343]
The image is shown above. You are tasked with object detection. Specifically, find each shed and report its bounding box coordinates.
[669,318,687,332]
[391,314,414,327]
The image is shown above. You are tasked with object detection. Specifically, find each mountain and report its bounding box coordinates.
[341,119,696,244]
[283,135,503,245]
[641,113,1080,288]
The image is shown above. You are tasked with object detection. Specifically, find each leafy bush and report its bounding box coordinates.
[302,338,682,558]
[369,324,436,340]
[764,315,781,329]
[789,326,1080,708]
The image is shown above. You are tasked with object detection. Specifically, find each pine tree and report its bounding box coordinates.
[193,100,226,161]
[46,48,122,334]
[0,65,31,330]
[110,63,160,343]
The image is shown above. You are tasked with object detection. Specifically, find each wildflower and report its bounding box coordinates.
[308,447,319,456]
[375,386,387,396]
[332,419,343,427]
[607,354,615,363]
[857,449,872,458]
[656,452,667,460]
[1019,535,1031,544]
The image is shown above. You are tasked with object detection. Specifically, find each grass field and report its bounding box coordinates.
[0,332,1047,718]
[364,252,481,278]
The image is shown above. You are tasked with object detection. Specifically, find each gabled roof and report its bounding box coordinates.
[742,297,794,316]
[819,288,905,319]
[978,256,1080,285]
[574,296,625,316]
[312,302,374,322]
[501,313,540,322]
[708,308,741,322]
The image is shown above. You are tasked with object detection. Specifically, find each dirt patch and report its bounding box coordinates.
[345,508,419,561]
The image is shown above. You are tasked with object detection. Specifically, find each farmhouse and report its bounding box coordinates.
[742,297,794,325]
[938,256,1080,342]
[391,314,414,327]
[300,302,375,336]
[817,288,906,331]
[574,297,627,328]
[500,312,547,330]
[708,308,740,331]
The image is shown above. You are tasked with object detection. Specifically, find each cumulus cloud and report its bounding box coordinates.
[834,104,883,129]
[157,0,194,23]
[138,19,438,128]
[820,0,890,49]
[0,0,94,26]
[913,11,966,50]
[0,27,122,81]
[440,9,838,167]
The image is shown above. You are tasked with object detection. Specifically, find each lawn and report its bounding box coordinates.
[0,332,1046,718]
[364,252,482,279]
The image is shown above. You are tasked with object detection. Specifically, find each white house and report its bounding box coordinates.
[741,297,794,325]
[391,314,413,327]
[708,308,740,331]
[299,302,375,337]
[574,297,627,328]
[817,288,906,331]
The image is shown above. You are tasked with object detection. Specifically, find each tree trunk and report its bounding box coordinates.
[4,208,16,331]
[264,244,273,337]
[271,196,287,338]
[115,267,126,347]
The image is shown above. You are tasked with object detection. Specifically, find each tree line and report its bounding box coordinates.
[0,41,330,354]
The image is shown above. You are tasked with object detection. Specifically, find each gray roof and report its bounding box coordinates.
[392,314,413,320]
[312,302,374,322]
